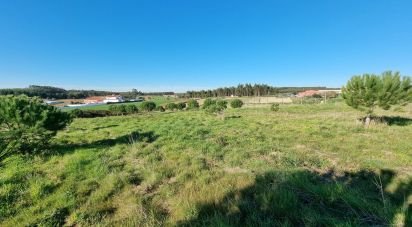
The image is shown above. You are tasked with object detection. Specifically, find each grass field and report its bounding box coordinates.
[1,102,411,226]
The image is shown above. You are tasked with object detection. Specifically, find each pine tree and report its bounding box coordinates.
[342,71,411,125]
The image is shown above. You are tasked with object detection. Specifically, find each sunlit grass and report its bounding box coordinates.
[1,102,411,226]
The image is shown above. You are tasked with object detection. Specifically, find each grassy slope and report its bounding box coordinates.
[1,103,411,226]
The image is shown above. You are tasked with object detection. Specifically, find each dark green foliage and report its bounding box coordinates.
[109,104,127,115]
[204,104,225,115]
[342,71,412,114]
[165,103,178,111]
[271,103,280,112]
[140,101,156,112]
[155,106,165,112]
[216,100,228,109]
[202,98,216,109]
[0,95,72,159]
[176,102,186,110]
[230,99,243,108]
[125,105,138,114]
[186,99,200,110]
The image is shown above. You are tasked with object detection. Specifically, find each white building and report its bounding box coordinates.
[103,95,124,103]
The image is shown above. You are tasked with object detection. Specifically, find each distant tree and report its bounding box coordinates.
[342,71,412,125]
[165,103,178,111]
[0,95,72,160]
[140,101,156,112]
[186,99,200,110]
[230,99,243,108]
[176,102,186,110]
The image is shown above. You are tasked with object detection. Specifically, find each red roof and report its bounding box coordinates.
[84,96,105,101]
[296,90,319,97]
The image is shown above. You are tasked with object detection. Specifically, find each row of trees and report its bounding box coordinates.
[0,85,175,100]
[184,84,335,98]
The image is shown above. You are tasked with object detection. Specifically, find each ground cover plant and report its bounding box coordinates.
[0,102,411,226]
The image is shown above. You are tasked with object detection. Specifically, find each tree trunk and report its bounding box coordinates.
[365,114,371,126]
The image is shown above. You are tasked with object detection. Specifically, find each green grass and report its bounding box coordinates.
[1,102,411,226]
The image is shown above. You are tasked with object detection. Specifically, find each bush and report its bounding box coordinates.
[108,105,127,115]
[0,95,72,159]
[165,103,178,111]
[176,102,186,110]
[230,99,243,108]
[271,103,280,112]
[125,105,138,114]
[202,98,216,109]
[216,100,228,109]
[187,99,200,110]
[140,101,156,112]
[71,109,113,118]
[155,106,165,112]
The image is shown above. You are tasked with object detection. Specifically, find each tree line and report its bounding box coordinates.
[183,84,337,98]
[0,85,174,99]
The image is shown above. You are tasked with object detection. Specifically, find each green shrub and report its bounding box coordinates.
[271,103,280,112]
[176,102,186,110]
[216,100,228,109]
[125,105,138,114]
[202,98,216,109]
[165,103,178,111]
[187,99,200,110]
[205,104,226,116]
[230,99,243,108]
[140,101,156,112]
[155,106,165,112]
[0,95,72,159]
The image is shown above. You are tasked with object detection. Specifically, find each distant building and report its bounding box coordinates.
[296,89,341,98]
[84,96,105,104]
[296,90,319,98]
[103,95,124,103]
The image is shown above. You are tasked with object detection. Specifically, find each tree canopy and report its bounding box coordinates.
[0,95,72,159]
[342,71,411,114]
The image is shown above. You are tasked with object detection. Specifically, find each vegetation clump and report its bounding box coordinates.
[230,99,243,108]
[186,99,200,109]
[271,103,280,112]
[176,102,186,110]
[165,103,178,111]
[155,106,165,112]
[139,101,157,112]
[0,95,72,159]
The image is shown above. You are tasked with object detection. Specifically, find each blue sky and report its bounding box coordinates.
[0,0,411,92]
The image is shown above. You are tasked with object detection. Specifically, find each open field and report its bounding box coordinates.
[1,102,411,226]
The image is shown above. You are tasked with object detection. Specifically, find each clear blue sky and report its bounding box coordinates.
[1,0,411,92]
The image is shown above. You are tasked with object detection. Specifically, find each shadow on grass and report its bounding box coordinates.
[225,115,242,119]
[92,124,119,130]
[358,116,412,126]
[49,130,158,156]
[382,116,412,126]
[178,169,411,226]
